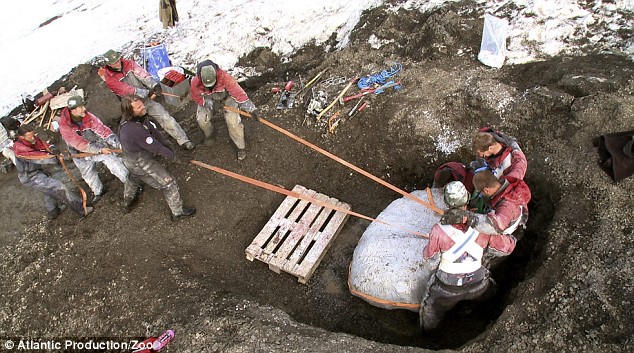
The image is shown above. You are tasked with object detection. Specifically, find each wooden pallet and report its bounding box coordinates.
[245,185,351,284]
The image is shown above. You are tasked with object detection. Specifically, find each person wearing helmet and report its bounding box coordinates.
[443,169,531,237]
[190,59,258,160]
[101,49,194,151]
[58,95,133,205]
[11,124,92,219]
[419,181,516,334]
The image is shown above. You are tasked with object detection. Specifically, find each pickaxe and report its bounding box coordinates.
[341,81,402,103]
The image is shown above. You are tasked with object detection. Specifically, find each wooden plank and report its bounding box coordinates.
[23,106,42,124]
[248,185,307,248]
[245,185,351,284]
[292,199,350,283]
[23,102,49,125]
[262,191,316,256]
[45,108,57,129]
[283,193,332,268]
[267,194,327,270]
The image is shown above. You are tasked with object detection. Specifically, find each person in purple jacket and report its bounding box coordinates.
[118,95,195,221]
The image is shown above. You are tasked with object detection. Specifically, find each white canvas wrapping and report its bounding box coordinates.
[348,188,447,311]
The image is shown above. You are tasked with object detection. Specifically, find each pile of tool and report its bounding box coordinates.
[20,87,84,131]
[269,63,403,135]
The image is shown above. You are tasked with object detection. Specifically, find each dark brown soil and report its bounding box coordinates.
[1,3,633,353]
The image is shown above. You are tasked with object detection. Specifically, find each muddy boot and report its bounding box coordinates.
[47,204,67,220]
[237,149,247,161]
[91,185,109,205]
[182,141,195,150]
[170,207,196,221]
[122,193,139,214]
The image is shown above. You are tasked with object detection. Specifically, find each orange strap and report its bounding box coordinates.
[40,145,89,215]
[347,262,421,310]
[224,105,444,215]
[426,187,436,209]
[19,149,123,160]
[191,160,429,238]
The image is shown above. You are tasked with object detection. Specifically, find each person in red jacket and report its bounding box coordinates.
[190,59,258,160]
[471,128,527,181]
[420,181,516,333]
[58,95,132,204]
[11,125,92,219]
[101,49,194,150]
[443,169,531,237]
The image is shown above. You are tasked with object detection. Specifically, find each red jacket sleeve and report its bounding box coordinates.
[424,224,450,259]
[190,76,206,106]
[12,137,54,161]
[216,69,249,103]
[505,149,528,180]
[485,233,516,255]
[486,199,522,234]
[58,109,114,153]
[104,59,152,96]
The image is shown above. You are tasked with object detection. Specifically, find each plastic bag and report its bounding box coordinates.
[478,14,509,68]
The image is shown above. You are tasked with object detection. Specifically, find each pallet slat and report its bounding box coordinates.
[245,185,351,284]
[269,193,328,270]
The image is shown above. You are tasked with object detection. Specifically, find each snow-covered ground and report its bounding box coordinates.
[0,0,632,117]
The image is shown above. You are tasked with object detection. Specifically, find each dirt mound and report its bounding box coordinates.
[1,4,632,352]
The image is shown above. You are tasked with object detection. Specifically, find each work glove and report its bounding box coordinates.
[203,98,214,110]
[468,158,488,172]
[150,85,164,103]
[171,152,188,165]
[48,145,60,155]
[151,85,163,98]
[135,88,150,98]
[249,109,259,122]
[440,209,471,225]
[239,99,257,113]
[105,134,121,150]
[56,151,73,161]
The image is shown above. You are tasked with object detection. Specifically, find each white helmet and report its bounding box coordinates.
[443,181,469,208]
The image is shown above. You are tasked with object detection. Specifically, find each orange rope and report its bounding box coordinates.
[40,144,89,215]
[19,149,123,160]
[426,187,436,209]
[347,263,421,310]
[191,160,429,238]
[224,105,444,215]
